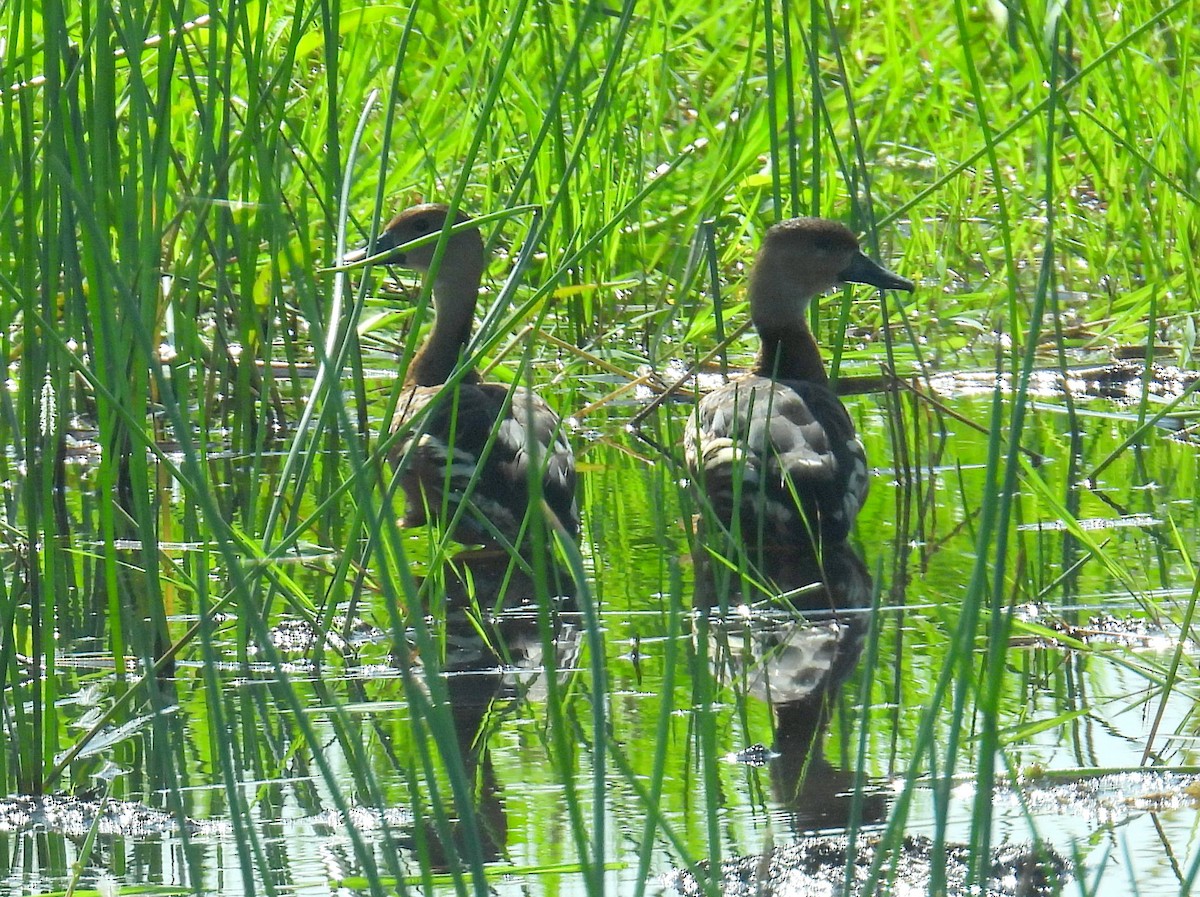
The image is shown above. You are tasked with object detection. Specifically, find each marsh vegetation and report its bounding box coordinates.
[1,1,1198,894]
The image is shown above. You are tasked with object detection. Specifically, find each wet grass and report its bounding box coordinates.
[2,0,1199,894]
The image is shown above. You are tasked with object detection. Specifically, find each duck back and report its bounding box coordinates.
[685,374,867,546]
[393,382,579,545]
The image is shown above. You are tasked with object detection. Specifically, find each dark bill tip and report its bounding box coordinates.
[341,231,402,267]
[839,251,915,292]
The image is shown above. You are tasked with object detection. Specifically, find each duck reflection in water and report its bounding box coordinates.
[704,539,885,833]
[403,550,581,870]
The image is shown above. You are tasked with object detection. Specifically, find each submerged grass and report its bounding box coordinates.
[1,0,1199,894]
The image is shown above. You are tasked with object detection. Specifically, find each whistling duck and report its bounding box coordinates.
[347,203,578,545]
[684,217,914,546]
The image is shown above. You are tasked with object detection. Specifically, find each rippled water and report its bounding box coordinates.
[3,360,1198,897]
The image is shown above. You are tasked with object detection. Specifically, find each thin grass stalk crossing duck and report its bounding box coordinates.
[347,203,578,547]
[684,217,914,549]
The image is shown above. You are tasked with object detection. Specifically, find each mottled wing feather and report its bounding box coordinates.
[392,383,578,543]
[684,375,867,544]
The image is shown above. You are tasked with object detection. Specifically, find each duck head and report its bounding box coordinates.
[345,203,490,386]
[344,202,486,292]
[749,217,914,330]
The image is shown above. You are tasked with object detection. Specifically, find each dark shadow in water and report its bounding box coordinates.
[433,543,577,616]
[663,834,1070,897]
[413,551,581,870]
[688,542,1071,895]
[701,539,885,834]
[692,523,873,616]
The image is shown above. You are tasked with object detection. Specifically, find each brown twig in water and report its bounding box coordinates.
[627,319,753,431]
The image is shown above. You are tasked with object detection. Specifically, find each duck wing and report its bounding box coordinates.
[684,374,867,544]
[392,382,579,543]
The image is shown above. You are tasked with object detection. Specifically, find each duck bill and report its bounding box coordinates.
[839,251,914,292]
[341,230,403,267]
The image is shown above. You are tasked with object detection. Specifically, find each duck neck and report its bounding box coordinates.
[408,270,483,387]
[754,319,829,384]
